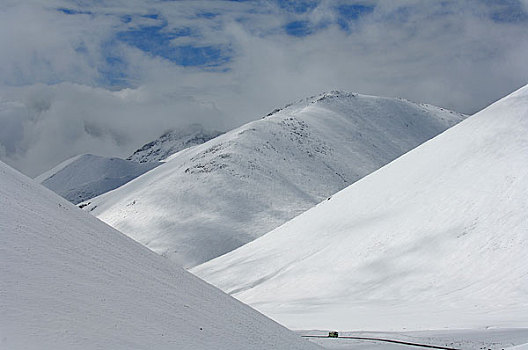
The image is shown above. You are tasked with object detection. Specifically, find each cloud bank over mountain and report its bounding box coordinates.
[1,0,527,176]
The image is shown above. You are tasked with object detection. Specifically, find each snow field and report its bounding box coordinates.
[194,85,528,332]
[0,160,320,350]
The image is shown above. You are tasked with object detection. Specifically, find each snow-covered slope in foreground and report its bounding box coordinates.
[0,161,320,350]
[35,154,160,204]
[84,92,464,267]
[193,85,528,331]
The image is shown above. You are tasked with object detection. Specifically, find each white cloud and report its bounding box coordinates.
[0,83,230,176]
[1,0,528,176]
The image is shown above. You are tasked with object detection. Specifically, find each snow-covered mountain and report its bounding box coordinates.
[35,154,160,204]
[0,160,320,350]
[36,124,222,205]
[193,85,528,331]
[127,123,223,163]
[82,91,465,267]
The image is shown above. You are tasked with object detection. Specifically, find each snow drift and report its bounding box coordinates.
[82,91,464,267]
[0,160,320,350]
[193,85,528,331]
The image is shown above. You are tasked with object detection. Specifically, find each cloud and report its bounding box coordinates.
[1,0,528,176]
[0,82,232,176]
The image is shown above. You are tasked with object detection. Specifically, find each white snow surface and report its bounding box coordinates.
[35,153,160,204]
[83,91,464,267]
[193,85,528,331]
[0,160,321,350]
[305,328,528,350]
[126,123,223,163]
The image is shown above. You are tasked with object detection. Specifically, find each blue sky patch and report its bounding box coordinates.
[117,25,190,57]
[174,45,231,67]
[196,12,218,19]
[489,0,528,23]
[99,56,129,87]
[336,4,375,31]
[116,25,230,67]
[57,7,92,16]
[121,15,132,23]
[284,20,312,37]
[96,39,130,87]
[142,13,160,20]
[277,0,319,14]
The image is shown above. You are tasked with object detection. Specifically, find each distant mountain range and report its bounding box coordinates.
[80,91,465,267]
[36,124,222,204]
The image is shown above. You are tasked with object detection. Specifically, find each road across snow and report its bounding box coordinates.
[305,329,528,350]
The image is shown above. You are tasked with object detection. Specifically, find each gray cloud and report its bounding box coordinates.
[1,0,527,176]
[0,83,227,176]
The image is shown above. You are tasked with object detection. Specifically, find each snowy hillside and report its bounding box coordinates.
[127,123,223,163]
[36,124,221,205]
[82,91,465,267]
[35,154,160,204]
[193,85,528,332]
[0,160,320,350]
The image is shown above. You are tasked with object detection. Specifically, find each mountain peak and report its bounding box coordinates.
[84,92,465,268]
[127,123,224,163]
[193,85,528,331]
[264,91,358,118]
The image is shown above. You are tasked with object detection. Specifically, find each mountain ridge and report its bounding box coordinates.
[127,123,224,163]
[36,153,160,204]
[35,124,222,204]
[83,91,466,267]
[193,85,528,331]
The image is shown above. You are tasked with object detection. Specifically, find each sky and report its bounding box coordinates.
[1,0,527,177]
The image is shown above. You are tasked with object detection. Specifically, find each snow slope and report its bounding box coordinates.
[83,91,465,267]
[193,85,528,331]
[127,123,223,163]
[35,154,160,204]
[0,160,320,350]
